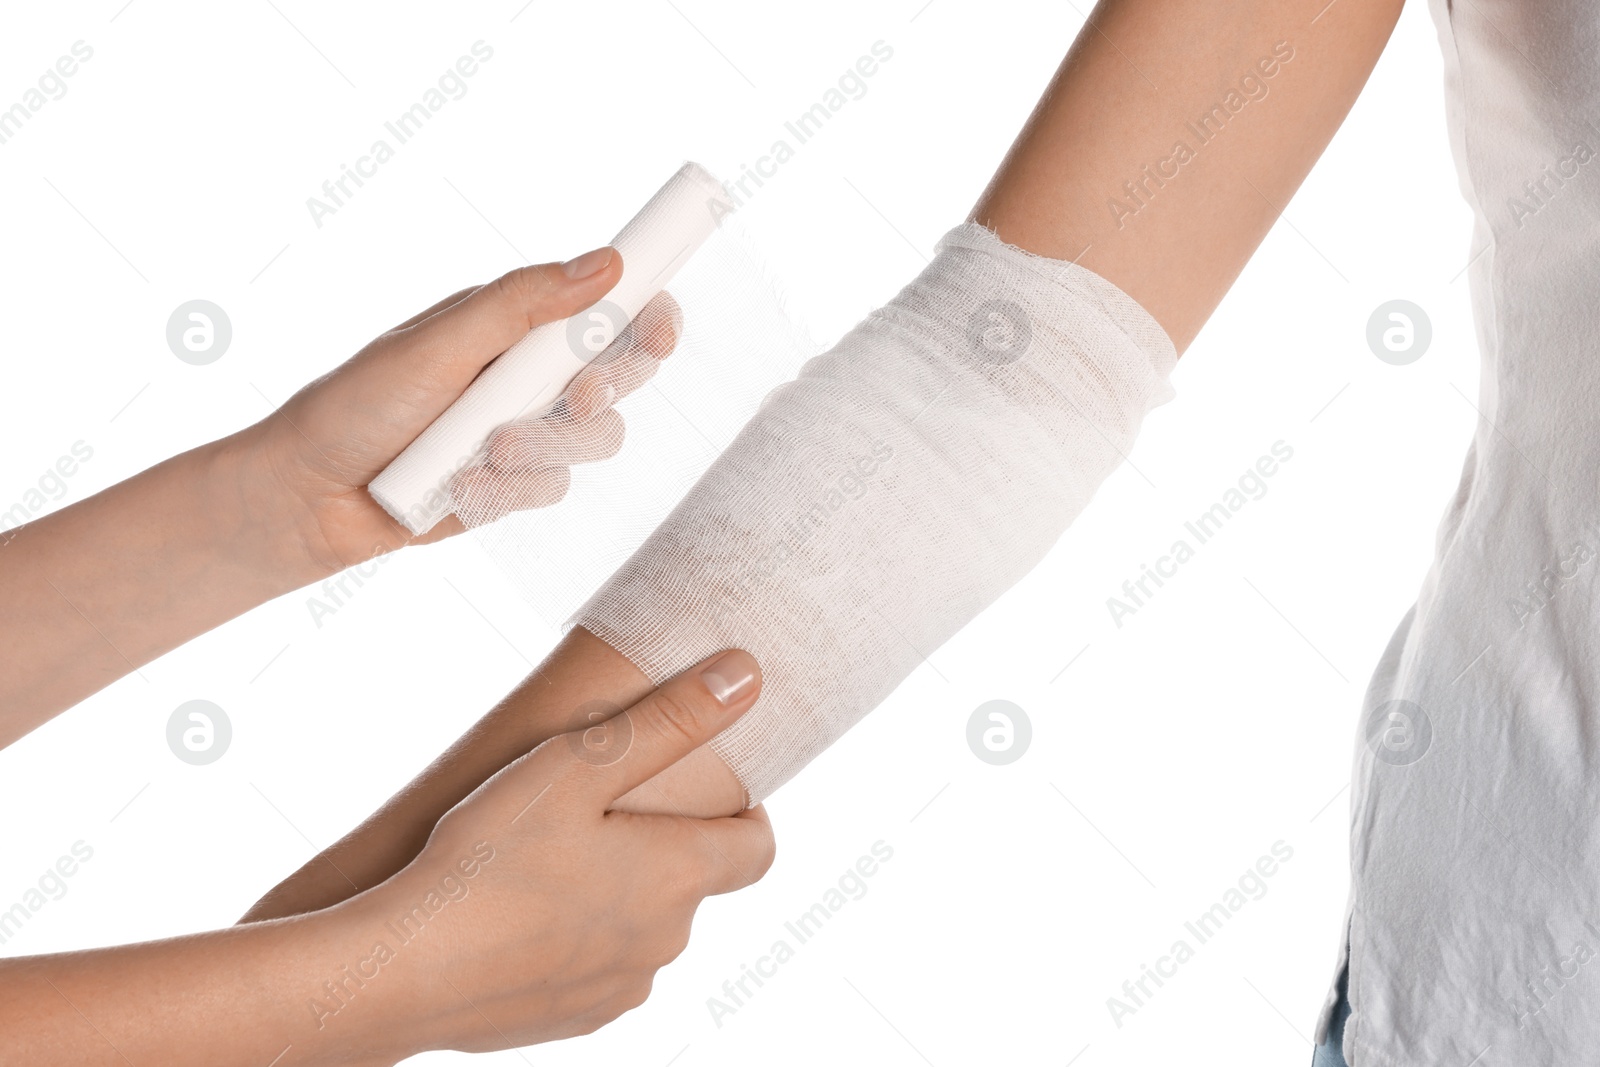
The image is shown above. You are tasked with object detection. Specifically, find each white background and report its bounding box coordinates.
[0,1,1476,1064]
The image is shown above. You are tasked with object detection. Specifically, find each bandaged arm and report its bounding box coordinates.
[244,0,1402,918]
[579,220,1176,803]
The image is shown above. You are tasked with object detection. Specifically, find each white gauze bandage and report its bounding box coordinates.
[575,223,1178,803]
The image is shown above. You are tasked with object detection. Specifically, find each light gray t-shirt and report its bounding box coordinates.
[1319,1,1600,1063]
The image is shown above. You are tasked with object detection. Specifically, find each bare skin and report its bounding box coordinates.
[0,250,731,1063]
[245,0,1406,924]
[0,3,1408,1057]
[243,628,740,923]
[0,249,679,747]
[974,0,1404,351]
[0,650,774,1066]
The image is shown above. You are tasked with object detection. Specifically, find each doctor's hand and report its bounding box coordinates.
[1,650,772,1066]
[0,249,678,738]
[241,249,681,571]
[343,647,772,1056]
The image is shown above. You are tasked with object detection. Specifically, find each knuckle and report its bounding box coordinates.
[494,265,555,321]
[566,375,603,414]
[607,362,652,402]
[660,928,692,965]
[486,425,535,468]
[623,976,654,1013]
[750,835,778,881]
[641,690,707,747]
[645,291,684,354]
[491,267,530,305]
[537,466,572,506]
[590,410,626,460]
[645,311,680,357]
[571,1006,611,1037]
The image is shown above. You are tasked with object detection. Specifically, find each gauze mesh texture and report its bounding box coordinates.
[447,222,822,629]
[448,290,684,529]
[575,222,1178,804]
[371,162,731,535]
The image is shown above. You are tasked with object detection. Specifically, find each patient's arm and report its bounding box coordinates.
[973,0,1401,350]
[244,0,1401,923]
[243,628,740,921]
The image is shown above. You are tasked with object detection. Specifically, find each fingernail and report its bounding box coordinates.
[700,649,758,707]
[561,246,614,280]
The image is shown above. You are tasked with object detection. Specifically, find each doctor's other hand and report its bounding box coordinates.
[345,648,773,1057]
[235,249,680,577]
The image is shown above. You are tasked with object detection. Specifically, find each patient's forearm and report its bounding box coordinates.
[241,628,741,922]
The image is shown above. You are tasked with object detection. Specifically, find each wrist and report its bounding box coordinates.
[202,425,373,592]
[286,889,429,1066]
[199,431,334,592]
[323,862,493,1059]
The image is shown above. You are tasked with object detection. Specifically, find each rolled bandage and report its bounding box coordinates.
[369,162,736,535]
[575,223,1178,804]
